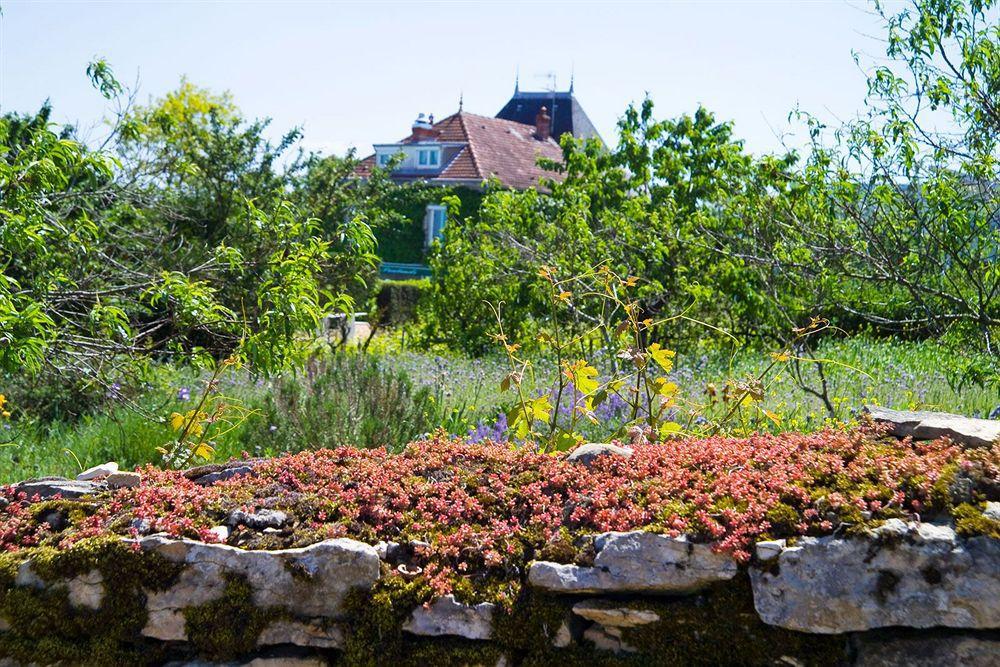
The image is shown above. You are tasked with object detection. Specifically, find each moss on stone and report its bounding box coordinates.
[182,572,281,661]
[0,535,183,665]
[953,503,1000,539]
[614,577,848,666]
[339,573,434,665]
[493,576,850,667]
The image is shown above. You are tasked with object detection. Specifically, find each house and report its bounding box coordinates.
[495,82,601,142]
[354,86,599,276]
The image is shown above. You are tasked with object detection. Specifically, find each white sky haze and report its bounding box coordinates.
[2,1,896,156]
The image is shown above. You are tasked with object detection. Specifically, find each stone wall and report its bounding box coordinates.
[1,520,997,666]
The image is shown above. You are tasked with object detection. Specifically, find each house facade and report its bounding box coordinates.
[354,87,599,277]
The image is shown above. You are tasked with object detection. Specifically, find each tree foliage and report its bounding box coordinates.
[0,69,376,415]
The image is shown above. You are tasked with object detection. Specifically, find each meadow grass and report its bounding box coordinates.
[1,336,996,482]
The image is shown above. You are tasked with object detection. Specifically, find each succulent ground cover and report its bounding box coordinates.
[2,425,998,606]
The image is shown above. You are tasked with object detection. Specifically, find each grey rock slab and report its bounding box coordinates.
[864,405,1000,448]
[853,633,1000,667]
[750,521,1000,633]
[257,618,343,648]
[228,508,287,530]
[14,478,98,500]
[138,535,379,640]
[208,525,230,541]
[529,531,737,594]
[571,600,660,627]
[566,443,633,466]
[755,539,786,561]
[77,461,118,481]
[193,465,256,486]
[983,502,1000,522]
[402,594,496,640]
[66,569,104,610]
[106,471,141,488]
[583,624,638,654]
[12,563,104,611]
[551,621,572,648]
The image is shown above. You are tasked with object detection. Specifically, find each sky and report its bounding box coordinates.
[1,1,898,157]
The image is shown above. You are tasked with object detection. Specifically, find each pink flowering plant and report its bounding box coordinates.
[2,426,995,604]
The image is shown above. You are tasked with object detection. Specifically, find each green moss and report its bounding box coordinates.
[339,573,433,666]
[616,578,847,666]
[494,576,849,667]
[182,573,280,661]
[764,502,800,536]
[28,498,94,528]
[0,535,183,665]
[930,464,959,511]
[953,502,1000,539]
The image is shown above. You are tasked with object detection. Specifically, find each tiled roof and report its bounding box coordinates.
[354,111,563,190]
[496,90,602,143]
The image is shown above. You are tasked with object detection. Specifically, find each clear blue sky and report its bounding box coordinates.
[1,1,896,157]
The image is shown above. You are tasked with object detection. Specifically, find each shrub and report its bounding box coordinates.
[376,279,431,327]
[245,352,440,452]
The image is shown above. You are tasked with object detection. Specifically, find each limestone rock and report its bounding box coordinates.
[257,618,343,648]
[191,464,256,486]
[374,540,402,561]
[983,502,1000,522]
[14,478,97,500]
[402,594,496,640]
[853,633,1000,666]
[66,569,104,610]
[209,525,231,541]
[863,406,1000,448]
[138,536,379,640]
[143,609,187,641]
[529,531,737,594]
[583,624,638,653]
[12,563,104,612]
[755,539,785,561]
[106,471,141,488]
[750,521,1000,633]
[566,443,633,466]
[164,651,328,667]
[571,600,660,627]
[14,562,43,588]
[552,621,572,648]
[228,508,288,530]
[77,461,118,481]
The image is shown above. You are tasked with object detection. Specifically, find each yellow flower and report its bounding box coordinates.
[169,412,186,431]
[0,394,6,410]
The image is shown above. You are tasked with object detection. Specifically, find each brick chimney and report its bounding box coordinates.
[534,106,551,141]
[411,113,437,142]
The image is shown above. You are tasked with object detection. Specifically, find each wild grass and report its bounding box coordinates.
[0,336,995,482]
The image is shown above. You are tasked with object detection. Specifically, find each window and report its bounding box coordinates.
[425,205,446,247]
[418,148,440,167]
[378,153,391,166]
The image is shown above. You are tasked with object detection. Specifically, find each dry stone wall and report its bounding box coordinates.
[1,523,997,666]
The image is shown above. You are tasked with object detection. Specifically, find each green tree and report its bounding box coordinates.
[0,66,374,416]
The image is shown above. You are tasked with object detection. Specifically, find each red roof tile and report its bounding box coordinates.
[353,111,563,190]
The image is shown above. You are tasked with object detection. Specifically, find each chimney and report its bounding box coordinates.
[534,106,551,141]
[411,113,437,142]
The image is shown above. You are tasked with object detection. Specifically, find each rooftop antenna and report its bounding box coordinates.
[569,64,575,93]
[458,90,464,111]
[514,66,520,94]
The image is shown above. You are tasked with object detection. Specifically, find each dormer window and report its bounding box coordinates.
[417,148,440,168]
